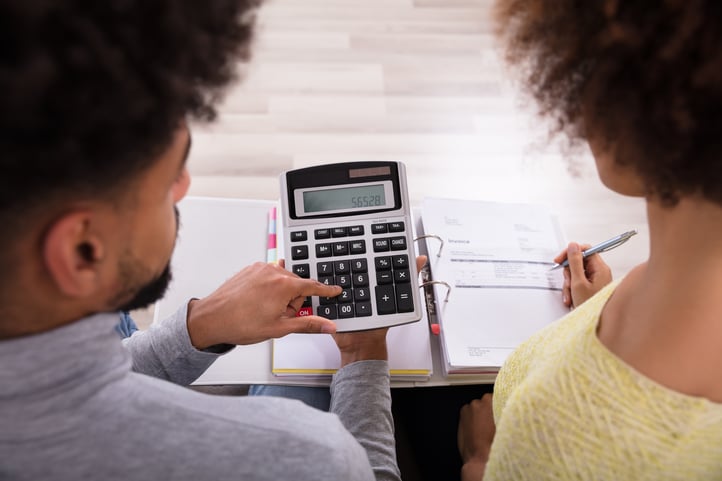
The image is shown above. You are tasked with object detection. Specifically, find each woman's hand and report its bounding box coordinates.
[458,393,496,481]
[554,242,612,308]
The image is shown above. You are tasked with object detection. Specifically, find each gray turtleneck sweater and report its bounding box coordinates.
[0,303,400,481]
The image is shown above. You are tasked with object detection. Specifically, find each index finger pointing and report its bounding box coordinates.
[295,278,342,298]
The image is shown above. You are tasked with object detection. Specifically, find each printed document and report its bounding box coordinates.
[421,197,569,374]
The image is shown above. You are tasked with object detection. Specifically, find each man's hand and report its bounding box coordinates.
[458,393,496,481]
[333,255,427,367]
[186,262,342,349]
[554,242,612,308]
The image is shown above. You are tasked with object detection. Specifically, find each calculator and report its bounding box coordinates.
[280,161,422,332]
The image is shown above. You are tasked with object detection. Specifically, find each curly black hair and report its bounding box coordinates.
[0,0,259,233]
[495,0,722,205]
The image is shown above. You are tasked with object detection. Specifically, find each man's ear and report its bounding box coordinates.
[43,211,106,298]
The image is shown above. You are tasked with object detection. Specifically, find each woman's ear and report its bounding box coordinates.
[42,211,106,298]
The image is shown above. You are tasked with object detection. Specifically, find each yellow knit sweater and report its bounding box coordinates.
[486,281,722,480]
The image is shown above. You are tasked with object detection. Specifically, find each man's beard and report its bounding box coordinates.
[115,262,173,312]
[111,207,179,312]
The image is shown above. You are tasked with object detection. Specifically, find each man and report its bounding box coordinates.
[0,1,401,480]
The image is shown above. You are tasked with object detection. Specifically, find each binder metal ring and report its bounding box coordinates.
[419,280,451,303]
[413,234,444,257]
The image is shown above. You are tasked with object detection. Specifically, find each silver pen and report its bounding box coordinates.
[550,230,638,270]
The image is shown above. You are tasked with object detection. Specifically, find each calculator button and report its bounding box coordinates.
[390,236,407,251]
[318,305,337,320]
[317,262,333,275]
[332,227,348,237]
[318,275,334,286]
[351,258,368,273]
[348,225,365,236]
[376,271,393,285]
[388,222,405,232]
[395,284,414,312]
[338,288,354,303]
[296,307,313,317]
[315,229,331,239]
[334,261,350,274]
[302,296,312,307]
[354,287,370,301]
[291,245,309,260]
[335,275,352,288]
[371,223,388,234]
[349,240,366,255]
[316,243,332,258]
[392,255,409,269]
[319,295,336,306]
[375,256,392,270]
[292,264,310,278]
[338,303,355,318]
[355,301,372,317]
[333,242,349,256]
[394,269,410,283]
[375,285,396,315]
[290,231,308,242]
[353,272,369,287]
[373,238,390,252]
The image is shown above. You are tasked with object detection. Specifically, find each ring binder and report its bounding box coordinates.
[418,197,570,377]
[419,280,451,303]
[413,234,443,257]
[414,234,448,334]
[418,280,451,336]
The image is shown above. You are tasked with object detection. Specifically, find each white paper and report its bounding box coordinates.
[421,197,569,371]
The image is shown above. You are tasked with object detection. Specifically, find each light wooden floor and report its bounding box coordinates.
[134,0,649,327]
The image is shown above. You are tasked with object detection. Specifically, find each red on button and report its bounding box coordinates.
[296,307,313,317]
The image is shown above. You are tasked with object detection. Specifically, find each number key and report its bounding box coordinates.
[335,275,352,288]
[318,305,337,319]
[354,287,370,301]
[317,262,333,275]
[338,289,354,304]
[353,273,369,287]
[338,303,354,319]
[351,258,368,273]
[334,261,349,274]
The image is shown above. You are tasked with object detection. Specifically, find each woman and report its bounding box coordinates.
[458,1,722,479]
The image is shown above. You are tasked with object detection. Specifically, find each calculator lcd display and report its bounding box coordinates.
[303,184,387,213]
